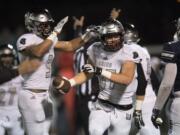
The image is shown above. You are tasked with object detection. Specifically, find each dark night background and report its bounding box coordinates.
[0,0,179,45]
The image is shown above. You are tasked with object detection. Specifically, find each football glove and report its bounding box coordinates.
[133,110,145,129]
[151,108,163,128]
[81,64,102,75]
[54,16,69,34]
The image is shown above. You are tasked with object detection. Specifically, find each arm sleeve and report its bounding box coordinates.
[154,63,177,110]
[136,63,147,96]
[0,66,19,84]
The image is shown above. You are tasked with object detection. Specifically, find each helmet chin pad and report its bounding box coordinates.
[34,21,52,38]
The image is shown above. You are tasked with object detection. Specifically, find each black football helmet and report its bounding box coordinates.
[25,9,54,38]
[124,23,140,44]
[0,44,18,68]
[101,19,125,52]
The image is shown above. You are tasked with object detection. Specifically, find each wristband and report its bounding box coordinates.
[69,78,76,87]
[101,69,112,79]
[47,31,57,43]
[135,100,143,110]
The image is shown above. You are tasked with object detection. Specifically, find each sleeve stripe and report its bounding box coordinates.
[161,52,175,58]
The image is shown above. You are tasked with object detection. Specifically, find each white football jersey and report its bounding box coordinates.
[0,76,24,109]
[87,42,140,105]
[16,33,57,90]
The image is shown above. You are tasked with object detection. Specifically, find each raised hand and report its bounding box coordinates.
[110,8,121,20]
[54,16,69,34]
[73,16,85,30]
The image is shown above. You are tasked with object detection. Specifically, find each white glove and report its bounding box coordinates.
[54,16,69,34]
[47,16,68,42]
[82,64,95,73]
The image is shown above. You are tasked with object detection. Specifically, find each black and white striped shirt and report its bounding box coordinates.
[74,46,93,96]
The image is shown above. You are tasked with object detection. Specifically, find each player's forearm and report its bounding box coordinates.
[96,68,134,85]
[154,85,172,110]
[69,36,86,51]
[106,61,135,85]
[109,72,134,85]
[55,37,86,52]
[154,63,177,110]
[100,70,134,85]
[69,72,93,87]
[28,39,53,57]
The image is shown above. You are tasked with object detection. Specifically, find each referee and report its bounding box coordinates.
[73,16,99,135]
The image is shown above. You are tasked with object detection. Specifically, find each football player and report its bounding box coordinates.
[124,24,160,135]
[53,19,143,135]
[0,44,24,135]
[151,19,180,135]
[16,9,94,135]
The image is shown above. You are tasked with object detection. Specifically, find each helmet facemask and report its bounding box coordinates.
[102,33,124,51]
[33,21,53,38]
[101,19,125,52]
